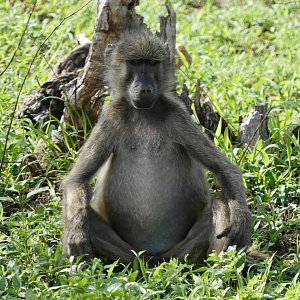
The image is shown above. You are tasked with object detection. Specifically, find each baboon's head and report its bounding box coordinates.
[105,29,174,109]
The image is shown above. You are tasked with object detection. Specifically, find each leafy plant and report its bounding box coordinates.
[0,0,299,298]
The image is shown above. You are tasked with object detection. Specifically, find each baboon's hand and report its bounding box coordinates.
[65,230,93,260]
[217,210,251,252]
[63,212,94,261]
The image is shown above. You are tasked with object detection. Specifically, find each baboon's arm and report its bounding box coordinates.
[63,113,117,197]
[174,108,251,252]
[62,110,118,258]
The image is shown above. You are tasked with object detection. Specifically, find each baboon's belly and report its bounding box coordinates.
[104,150,205,255]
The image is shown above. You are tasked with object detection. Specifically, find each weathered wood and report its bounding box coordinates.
[182,82,271,148]
[63,0,144,127]
[75,33,92,46]
[179,84,193,115]
[17,1,178,174]
[17,73,77,124]
[49,43,90,80]
[17,43,90,124]
[157,2,176,66]
[18,1,177,129]
[238,103,270,148]
[194,80,235,140]
[18,1,273,153]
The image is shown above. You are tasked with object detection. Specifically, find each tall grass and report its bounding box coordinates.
[0,0,299,298]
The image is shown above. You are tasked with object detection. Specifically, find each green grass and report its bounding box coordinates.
[0,0,300,299]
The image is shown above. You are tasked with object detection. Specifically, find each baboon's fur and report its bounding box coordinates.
[62,29,251,264]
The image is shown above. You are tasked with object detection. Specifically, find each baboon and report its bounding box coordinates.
[62,29,251,264]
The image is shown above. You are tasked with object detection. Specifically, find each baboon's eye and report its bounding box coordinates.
[132,59,139,64]
[149,60,157,66]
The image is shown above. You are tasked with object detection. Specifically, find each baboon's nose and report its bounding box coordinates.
[141,89,152,94]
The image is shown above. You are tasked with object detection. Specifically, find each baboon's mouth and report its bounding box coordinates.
[132,99,155,109]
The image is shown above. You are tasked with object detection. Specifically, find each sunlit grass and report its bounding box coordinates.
[0,0,299,298]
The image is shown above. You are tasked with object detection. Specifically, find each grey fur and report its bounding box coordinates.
[62,29,251,264]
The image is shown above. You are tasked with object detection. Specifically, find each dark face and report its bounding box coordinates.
[126,60,160,109]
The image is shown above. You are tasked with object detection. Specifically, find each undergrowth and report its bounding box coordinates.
[0,0,299,299]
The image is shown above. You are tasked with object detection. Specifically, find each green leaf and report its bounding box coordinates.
[153,262,167,278]
[107,260,119,278]
[224,127,229,151]
[108,282,123,295]
[12,274,21,290]
[261,150,270,167]
[0,276,7,291]
[27,187,49,199]
[77,278,88,288]
[236,253,246,269]
[215,118,222,138]
[128,270,139,282]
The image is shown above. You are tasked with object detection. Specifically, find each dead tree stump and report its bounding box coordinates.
[17,0,177,175]
[194,80,235,141]
[18,0,176,130]
[238,103,270,149]
[17,0,272,168]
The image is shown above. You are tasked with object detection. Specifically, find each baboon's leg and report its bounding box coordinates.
[93,154,113,225]
[157,208,211,264]
[87,207,136,263]
[86,155,135,262]
[157,192,230,264]
[210,192,230,254]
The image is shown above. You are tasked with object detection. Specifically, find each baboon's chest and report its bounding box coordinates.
[121,122,172,156]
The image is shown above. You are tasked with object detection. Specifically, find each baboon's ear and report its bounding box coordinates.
[104,44,116,66]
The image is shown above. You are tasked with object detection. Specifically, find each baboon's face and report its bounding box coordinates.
[126,59,160,109]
